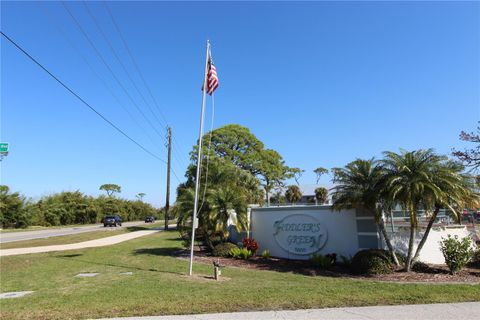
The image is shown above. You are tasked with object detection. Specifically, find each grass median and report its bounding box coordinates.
[0,222,166,250]
[1,231,479,320]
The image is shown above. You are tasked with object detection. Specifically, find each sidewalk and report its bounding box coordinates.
[0,230,159,256]
[100,302,480,320]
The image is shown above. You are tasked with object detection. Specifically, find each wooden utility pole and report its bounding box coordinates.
[165,127,172,231]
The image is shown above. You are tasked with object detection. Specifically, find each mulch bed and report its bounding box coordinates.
[178,248,480,284]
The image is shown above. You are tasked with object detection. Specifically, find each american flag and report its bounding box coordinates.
[205,52,219,95]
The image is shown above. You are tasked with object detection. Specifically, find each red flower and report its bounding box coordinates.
[242,238,259,253]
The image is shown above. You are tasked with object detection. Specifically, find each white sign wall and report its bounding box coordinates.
[251,206,361,260]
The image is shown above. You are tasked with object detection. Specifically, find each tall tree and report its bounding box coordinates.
[412,162,478,262]
[257,149,291,206]
[190,124,291,206]
[331,159,400,266]
[0,185,29,228]
[285,185,302,205]
[313,167,329,184]
[177,156,263,249]
[270,189,286,206]
[289,167,304,185]
[99,184,121,197]
[381,149,445,271]
[136,193,146,201]
[195,124,265,172]
[452,123,480,171]
[314,187,328,205]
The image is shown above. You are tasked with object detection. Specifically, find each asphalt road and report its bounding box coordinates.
[0,230,159,256]
[0,221,147,243]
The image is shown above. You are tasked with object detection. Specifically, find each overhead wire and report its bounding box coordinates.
[0,31,172,168]
[63,2,189,182]
[102,1,191,166]
[82,1,168,135]
[60,1,165,141]
[39,4,161,153]
[62,2,187,184]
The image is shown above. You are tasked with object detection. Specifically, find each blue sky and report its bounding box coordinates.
[1,1,479,206]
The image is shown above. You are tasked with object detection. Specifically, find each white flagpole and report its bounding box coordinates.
[189,40,210,276]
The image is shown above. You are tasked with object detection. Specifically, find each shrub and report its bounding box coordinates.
[412,261,430,273]
[440,235,474,274]
[310,254,334,269]
[261,249,271,259]
[242,238,259,254]
[325,253,337,266]
[212,242,238,257]
[339,255,351,267]
[351,249,394,275]
[230,247,253,260]
[468,248,480,268]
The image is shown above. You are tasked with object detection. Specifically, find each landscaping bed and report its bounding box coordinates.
[185,247,480,284]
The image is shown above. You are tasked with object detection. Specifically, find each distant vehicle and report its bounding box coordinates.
[144,216,155,223]
[104,215,122,227]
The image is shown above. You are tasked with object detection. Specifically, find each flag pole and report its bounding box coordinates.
[189,40,210,276]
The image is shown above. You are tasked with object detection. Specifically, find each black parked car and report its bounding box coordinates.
[104,215,122,227]
[144,216,155,223]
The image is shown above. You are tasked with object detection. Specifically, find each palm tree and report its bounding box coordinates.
[314,187,328,205]
[176,159,261,250]
[381,149,445,271]
[285,185,302,205]
[412,161,478,262]
[208,186,248,241]
[331,159,400,266]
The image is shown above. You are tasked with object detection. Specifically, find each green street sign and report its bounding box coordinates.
[0,143,9,153]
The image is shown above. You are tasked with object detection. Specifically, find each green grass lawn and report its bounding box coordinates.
[1,231,478,320]
[0,222,166,250]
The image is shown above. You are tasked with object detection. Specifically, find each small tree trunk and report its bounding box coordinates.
[405,216,416,272]
[204,233,215,251]
[412,207,439,262]
[378,218,400,266]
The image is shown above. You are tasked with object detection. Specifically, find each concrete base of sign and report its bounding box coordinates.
[0,291,34,299]
[120,272,133,275]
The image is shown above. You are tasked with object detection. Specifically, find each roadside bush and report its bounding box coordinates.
[212,242,238,257]
[0,185,29,229]
[230,247,253,260]
[242,238,259,254]
[440,235,474,274]
[351,249,394,275]
[261,249,271,259]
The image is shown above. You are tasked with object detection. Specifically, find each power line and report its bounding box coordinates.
[82,1,167,134]
[40,4,161,153]
[0,31,169,166]
[83,1,190,171]
[103,1,191,164]
[61,1,165,141]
